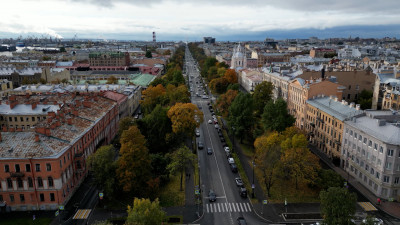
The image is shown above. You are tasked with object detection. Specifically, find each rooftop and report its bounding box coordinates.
[307,96,364,121]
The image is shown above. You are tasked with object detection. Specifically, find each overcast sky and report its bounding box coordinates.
[1,0,400,41]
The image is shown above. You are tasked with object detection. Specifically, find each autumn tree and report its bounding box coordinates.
[217,89,238,117]
[141,84,167,114]
[315,169,345,190]
[261,98,295,132]
[280,132,320,189]
[209,77,229,94]
[167,103,203,139]
[106,75,118,84]
[252,81,273,116]
[320,187,357,225]
[87,145,116,197]
[254,132,282,197]
[167,146,196,191]
[117,126,152,196]
[117,117,135,140]
[228,92,254,143]
[224,69,238,83]
[126,198,166,225]
[166,84,190,106]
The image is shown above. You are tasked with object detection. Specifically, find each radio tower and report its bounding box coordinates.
[152,32,156,43]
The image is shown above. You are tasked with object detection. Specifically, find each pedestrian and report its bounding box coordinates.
[377,198,381,205]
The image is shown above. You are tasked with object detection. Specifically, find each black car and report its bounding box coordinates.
[239,187,247,198]
[208,190,216,202]
[218,132,223,137]
[198,142,204,150]
[230,163,238,173]
[237,217,247,225]
[220,137,225,142]
[207,147,213,155]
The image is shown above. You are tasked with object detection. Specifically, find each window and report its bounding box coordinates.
[370,168,374,175]
[362,149,365,156]
[395,177,399,184]
[40,193,44,202]
[376,172,380,179]
[377,159,382,166]
[20,117,23,122]
[380,146,384,153]
[344,139,348,145]
[374,143,378,150]
[25,164,31,172]
[28,177,33,188]
[7,178,12,188]
[385,162,392,170]
[32,117,35,122]
[35,164,40,172]
[346,128,349,134]
[368,140,372,147]
[37,177,43,187]
[383,176,390,183]
[0,195,3,202]
[361,161,364,167]
[365,164,369,171]
[388,149,394,157]
[48,177,54,187]
[359,135,362,141]
[363,138,367,144]
[10,194,14,202]
[354,133,358,139]
[20,194,25,202]
[15,164,20,172]
[46,163,51,171]
[4,164,9,172]
[17,178,23,188]
[350,130,353,136]
[50,193,55,201]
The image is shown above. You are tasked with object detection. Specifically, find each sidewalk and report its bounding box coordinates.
[309,144,400,219]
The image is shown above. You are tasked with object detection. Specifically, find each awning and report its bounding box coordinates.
[358,202,377,211]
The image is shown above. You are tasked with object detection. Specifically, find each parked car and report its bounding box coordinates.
[218,132,223,137]
[230,163,238,173]
[134,114,139,119]
[237,217,247,225]
[208,190,216,202]
[207,147,213,155]
[224,147,230,152]
[208,119,213,124]
[228,157,235,164]
[362,217,383,225]
[215,124,220,129]
[220,137,225,142]
[235,178,244,187]
[198,142,204,150]
[239,187,247,198]
[195,129,200,137]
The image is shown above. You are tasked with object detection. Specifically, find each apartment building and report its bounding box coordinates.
[0,93,118,211]
[342,111,400,200]
[261,71,291,101]
[309,48,336,58]
[306,96,364,161]
[89,52,130,67]
[288,75,344,130]
[0,80,13,99]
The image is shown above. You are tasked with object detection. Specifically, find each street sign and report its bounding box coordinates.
[251,184,255,189]
[99,192,104,199]
[59,205,64,210]
[55,210,59,217]
[263,200,268,205]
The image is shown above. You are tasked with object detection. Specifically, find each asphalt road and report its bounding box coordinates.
[185,45,268,225]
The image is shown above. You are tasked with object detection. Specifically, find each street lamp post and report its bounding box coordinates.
[252,160,255,198]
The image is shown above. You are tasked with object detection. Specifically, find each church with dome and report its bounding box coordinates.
[230,43,247,70]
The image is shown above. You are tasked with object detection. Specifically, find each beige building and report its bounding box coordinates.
[306,96,364,161]
[261,71,291,101]
[89,52,130,67]
[0,80,13,99]
[298,67,376,102]
[41,68,71,84]
[288,77,344,129]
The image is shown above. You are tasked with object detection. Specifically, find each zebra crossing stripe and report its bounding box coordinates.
[240,203,244,212]
[236,203,240,212]
[242,203,247,212]
[229,203,232,212]
[232,203,236,212]
[225,203,228,212]
[214,204,217,213]
[217,203,221,212]
[206,204,209,213]
[247,203,252,212]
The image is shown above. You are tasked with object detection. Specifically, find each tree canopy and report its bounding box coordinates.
[252,81,274,116]
[320,187,357,225]
[261,98,295,132]
[167,103,203,138]
[126,198,166,225]
[228,92,254,143]
[217,89,238,117]
[167,145,196,191]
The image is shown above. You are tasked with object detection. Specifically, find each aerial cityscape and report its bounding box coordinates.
[1,1,400,225]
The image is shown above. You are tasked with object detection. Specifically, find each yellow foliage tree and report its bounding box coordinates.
[167,103,203,136]
[224,69,238,83]
[141,84,166,113]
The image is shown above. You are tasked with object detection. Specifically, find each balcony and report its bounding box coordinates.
[10,172,25,178]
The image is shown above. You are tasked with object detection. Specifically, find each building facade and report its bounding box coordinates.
[89,52,130,67]
[342,111,400,200]
[231,44,247,70]
[261,71,291,101]
[0,93,118,211]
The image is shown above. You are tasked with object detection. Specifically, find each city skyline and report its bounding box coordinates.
[1,0,400,41]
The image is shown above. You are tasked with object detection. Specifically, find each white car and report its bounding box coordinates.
[362,217,383,225]
[228,157,235,164]
[224,147,230,153]
[208,120,212,124]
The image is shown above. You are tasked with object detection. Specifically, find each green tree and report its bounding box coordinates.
[315,169,345,190]
[117,126,152,195]
[228,92,254,143]
[167,145,196,191]
[320,187,357,225]
[59,46,66,52]
[356,89,373,109]
[252,81,274,116]
[145,50,152,58]
[87,145,116,196]
[172,70,185,86]
[91,221,112,225]
[117,117,136,139]
[126,198,166,225]
[261,98,295,132]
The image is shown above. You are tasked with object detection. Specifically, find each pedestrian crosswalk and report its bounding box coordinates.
[206,202,252,213]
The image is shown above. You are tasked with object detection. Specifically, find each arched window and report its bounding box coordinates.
[17,178,23,188]
[37,177,43,187]
[48,177,54,187]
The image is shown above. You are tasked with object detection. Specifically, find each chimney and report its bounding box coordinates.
[32,102,37,110]
[48,117,53,123]
[9,95,16,101]
[321,67,325,80]
[72,110,78,116]
[83,101,91,108]
[356,104,360,110]
[2,126,7,132]
[334,97,338,102]
[35,134,40,142]
[45,128,51,136]
[56,120,61,127]
[10,102,17,109]
[349,102,355,108]
[26,93,30,99]
[67,118,73,125]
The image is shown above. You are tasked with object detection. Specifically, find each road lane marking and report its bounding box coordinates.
[225,203,228,212]
[214,204,217,213]
[232,203,236,212]
[206,204,209,213]
[240,203,244,212]
[229,203,232,212]
[247,203,252,212]
[217,203,221,212]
